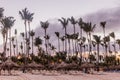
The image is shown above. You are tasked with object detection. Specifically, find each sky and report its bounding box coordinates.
[0,0,120,53]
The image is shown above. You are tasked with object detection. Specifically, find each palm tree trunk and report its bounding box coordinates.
[65,28,67,53]
[24,21,28,56]
[97,44,100,65]
[45,29,48,54]
[9,29,12,57]
[72,39,74,56]
[16,36,18,55]
[32,36,34,55]
[58,38,60,52]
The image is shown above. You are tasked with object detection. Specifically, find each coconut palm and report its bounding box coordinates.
[11,37,16,56]
[100,21,107,56]
[0,28,7,57]
[29,30,35,55]
[20,42,23,54]
[100,21,106,37]
[34,37,42,52]
[68,16,77,53]
[27,12,34,39]
[55,32,60,52]
[60,36,65,52]
[116,39,120,50]
[1,17,15,57]
[66,34,71,55]
[103,36,110,56]
[68,16,77,34]
[109,32,116,53]
[19,8,30,56]
[78,18,84,58]
[83,22,96,61]
[40,21,49,54]
[21,32,25,54]
[58,17,68,52]
[0,8,4,19]
[93,35,101,65]
[14,29,18,55]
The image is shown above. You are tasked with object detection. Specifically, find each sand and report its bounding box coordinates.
[0,71,120,80]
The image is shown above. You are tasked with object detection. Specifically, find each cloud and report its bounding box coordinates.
[33,6,120,52]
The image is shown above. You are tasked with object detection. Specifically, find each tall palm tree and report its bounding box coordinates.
[27,12,34,39]
[58,17,68,53]
[29,30,35,55]
[0,8,4,19]
[100,21,107,56]
[1,17,15,57]
[109,32,116,53]
[11,37,15,56]
[60,36,65,52]
[21,32,25,54]
[100,21,106,38]
[55,32,60,52]
[103,36,110,56]
[0,28,7,57]
[19,8,29,56]
[116,39,120,50]
[68,16,77,53]
[40,21,49,54]
[20,42,23,54]
[68,16,77,34]
[66,34,71,55]
[83,22,96,61]
[14,29,18,55]
[78,18,84,59]
[93,35,101,65]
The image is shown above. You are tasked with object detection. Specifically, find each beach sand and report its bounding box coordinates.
[0,71,120,80]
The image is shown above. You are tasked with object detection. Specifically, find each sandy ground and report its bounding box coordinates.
[0,71,120,80]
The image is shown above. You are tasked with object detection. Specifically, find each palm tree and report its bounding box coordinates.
[55,32,60,52]
[68,16,77,34]
[100,21,107,56]
[116,39,120,50]
[0,28,7,57]
[100,21,106,37]
[34,37,42,52]
[83,22,96,61]
[14,29,18,55]
[58,17,68,52]
[60,36,65,52]
[20,42,23,54]
[0,8,4,19]
[27,12,34,39]
[78,18,84,59]
[93,35,101,65]
[40,21,49,54]
[78,36,86,62]
[29,30,35,55]
[21,32,25,54]
[19,8,29,56]
[1,17,15,57]
[11,37,15,56]
[109,32,116,53]
[66,34,71,55]
[69,16,77,53]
